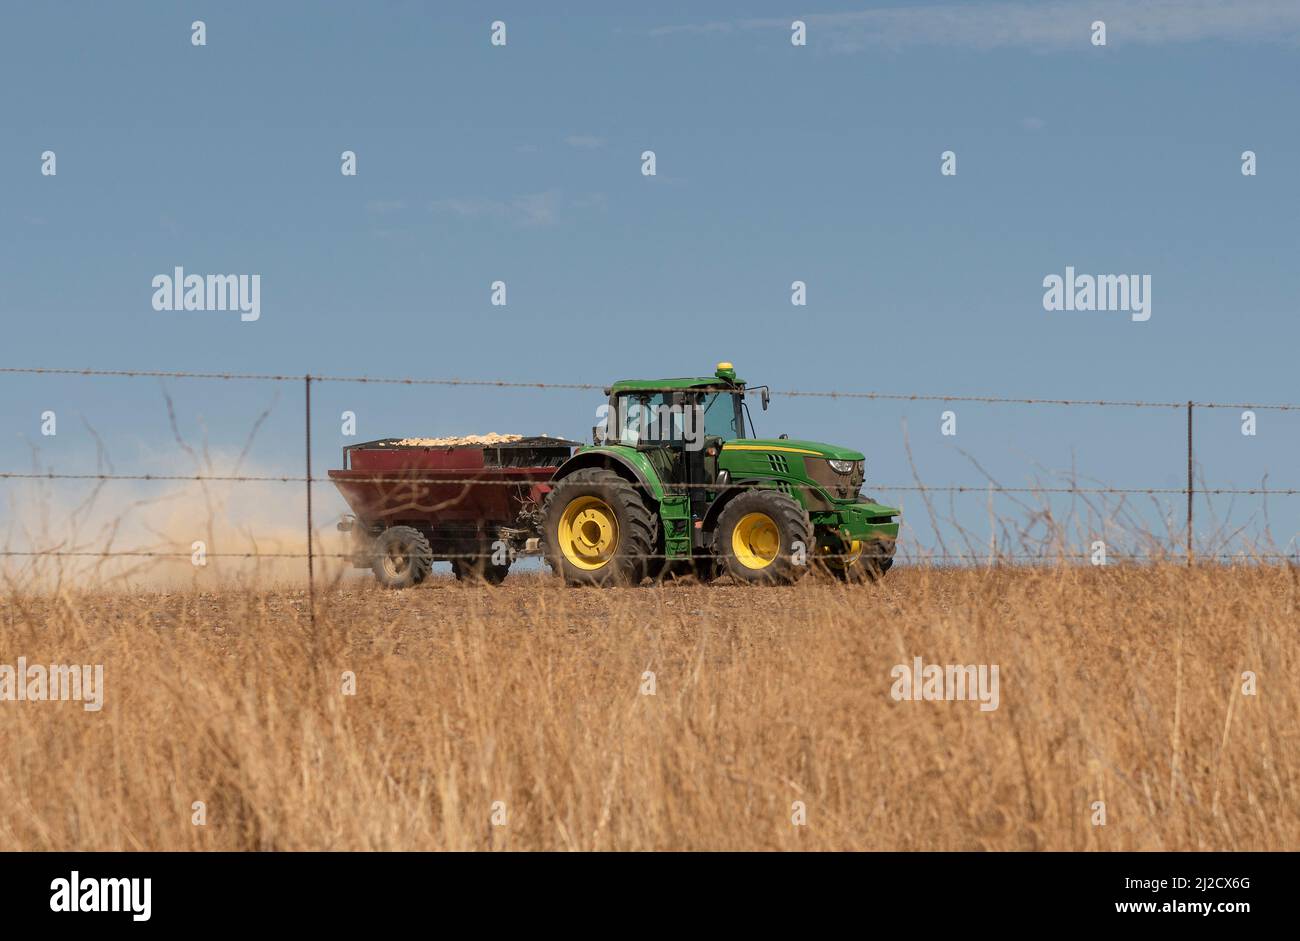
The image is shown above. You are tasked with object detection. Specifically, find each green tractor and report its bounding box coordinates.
[541,363,899,586]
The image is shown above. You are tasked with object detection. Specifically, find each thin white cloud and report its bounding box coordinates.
[571,192,609,211]
[512,190,561,227]
[652,0,1300,51]
[564,134,607,150]
[429,189,599,228]
[429,196,511,221]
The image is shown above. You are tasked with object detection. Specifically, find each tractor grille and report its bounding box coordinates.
[766,453,790,474]
[805,457,862,501]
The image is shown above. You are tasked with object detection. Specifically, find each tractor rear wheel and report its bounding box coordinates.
[542,468,658,586]
[713,490,813,585]
[371,526,433,589]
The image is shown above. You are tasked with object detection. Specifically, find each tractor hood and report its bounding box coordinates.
[722,439,865,462]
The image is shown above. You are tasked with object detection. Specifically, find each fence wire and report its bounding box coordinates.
[2,550,1296,564]
[3,365,1298,575]
[3,365,1299,410]
[3,471,1297,497]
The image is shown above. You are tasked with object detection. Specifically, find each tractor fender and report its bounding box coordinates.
[701,479,780,534]
[551,447,665,504]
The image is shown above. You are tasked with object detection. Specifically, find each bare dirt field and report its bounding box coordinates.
[2,565,1296,850]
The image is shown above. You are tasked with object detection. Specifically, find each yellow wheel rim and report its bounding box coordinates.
[828,539,862,571]
[732,512,781,569]
[558,496,619,570]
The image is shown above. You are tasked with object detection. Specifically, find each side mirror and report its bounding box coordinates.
[761,388,770,411]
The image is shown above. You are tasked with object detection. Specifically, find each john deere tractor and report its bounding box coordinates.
[541,363,899,586]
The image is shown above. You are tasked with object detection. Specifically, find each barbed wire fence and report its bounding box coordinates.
[2,366,1298,615]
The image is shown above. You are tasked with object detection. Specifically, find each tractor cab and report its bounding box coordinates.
[599,363,757,513]
[600,362,751,447]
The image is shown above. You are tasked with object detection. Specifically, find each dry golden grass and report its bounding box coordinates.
[1,564,1296,851]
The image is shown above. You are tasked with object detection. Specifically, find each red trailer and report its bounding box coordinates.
[329,436,579,587]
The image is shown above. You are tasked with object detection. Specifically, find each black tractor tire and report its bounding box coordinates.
[712,490,814,585]
[542,468,658,586]
[371,526,433,589]
[452,557,510,585]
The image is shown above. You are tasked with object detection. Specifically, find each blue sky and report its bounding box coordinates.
[2,1,1298,559]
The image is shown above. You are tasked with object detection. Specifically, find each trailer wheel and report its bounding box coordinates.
[542,468,657,586]
[451,557,509,586]
[371,526,433,589]
[712,490,813,585]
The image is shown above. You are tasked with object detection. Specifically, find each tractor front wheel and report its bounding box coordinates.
[371,526,433,589]
[542,468,657,586]
[820,535,895,583]
[713,490,813,585]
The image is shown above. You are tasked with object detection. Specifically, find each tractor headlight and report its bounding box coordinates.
[827,459,855,474]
